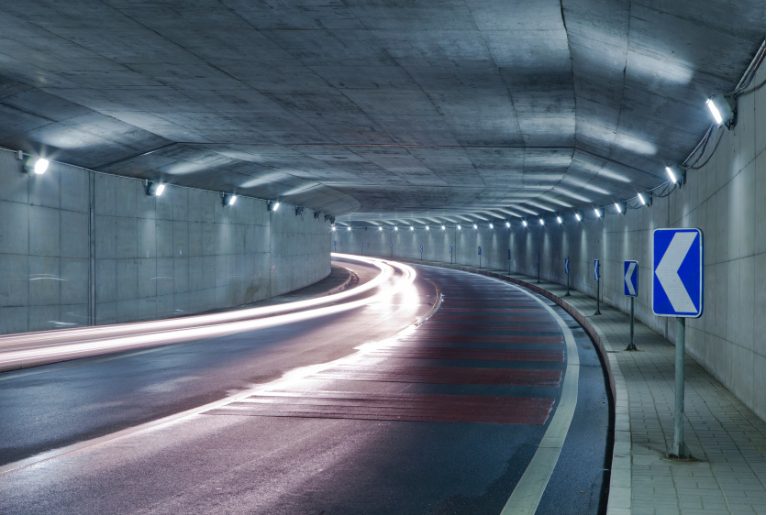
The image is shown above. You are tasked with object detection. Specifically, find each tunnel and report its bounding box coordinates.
[0,1,765,514]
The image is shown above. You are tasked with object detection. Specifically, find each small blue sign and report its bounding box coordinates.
[623,260,638,297]
[477,245,482,256]
[594,259,600,281]
[652,228,703,318]
[564,258,570,275]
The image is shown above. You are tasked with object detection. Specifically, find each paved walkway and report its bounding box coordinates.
[415,261,765,515]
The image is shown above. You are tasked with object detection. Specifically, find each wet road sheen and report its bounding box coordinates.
[0,264,609,515]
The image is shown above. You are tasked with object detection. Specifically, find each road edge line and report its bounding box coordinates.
[497,281,581,515]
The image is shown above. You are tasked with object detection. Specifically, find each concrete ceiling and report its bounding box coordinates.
[0,1,763,222]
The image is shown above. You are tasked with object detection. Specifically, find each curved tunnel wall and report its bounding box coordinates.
[337,62,766,419]
[0,148,331,333]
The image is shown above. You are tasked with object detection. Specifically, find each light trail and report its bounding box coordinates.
[0,253,389,349]
[0,255,418,371]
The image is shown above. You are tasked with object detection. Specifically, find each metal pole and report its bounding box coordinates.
[594,276,601,315]
[626,297,637,351]
[670,317,690,458]
[565,269,571,296]
[536,254,541,283]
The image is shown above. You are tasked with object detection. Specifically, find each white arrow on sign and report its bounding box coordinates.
[624,262,637,296]
[655,232,697,313]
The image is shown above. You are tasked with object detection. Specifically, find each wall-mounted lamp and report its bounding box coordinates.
[144,180,166,197]
[221,192,237,206]
[665,165,685,186]
[267,200,280,212]
[706,95,735,129]
[24,156,49,175]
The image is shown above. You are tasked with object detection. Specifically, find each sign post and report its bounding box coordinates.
[564,258,571,296]
[419,243,424,261]
[450,244,454,264]
[477,245,482,269]
[623,260,639,350]
[536,252,541,283]
[653,228,703,459]
[507,248,511,274]
[593,259,601,315]
[333,240,337,252]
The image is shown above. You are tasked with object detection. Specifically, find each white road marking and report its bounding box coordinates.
[0,270,441,477]
[499,283,581,515]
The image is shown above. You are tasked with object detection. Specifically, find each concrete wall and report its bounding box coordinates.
[0,149,331,332]
[337,62,765,418]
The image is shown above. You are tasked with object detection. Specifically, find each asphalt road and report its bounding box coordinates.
[0,263,609,515]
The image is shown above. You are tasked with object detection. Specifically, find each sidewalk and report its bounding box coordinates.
[416,261,765,515]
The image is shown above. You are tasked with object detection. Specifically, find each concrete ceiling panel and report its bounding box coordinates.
[0,0,761,221]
